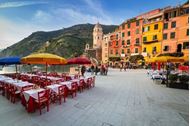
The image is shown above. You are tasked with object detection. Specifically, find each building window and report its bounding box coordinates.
[128,23,130,28]
[164,23,168,29]
[97,36,99,40]
[152,47,157,53]
[116,50,118,55]
[122,49,125,54]
[105,43,107,46]
[163,45,169,51]
[154,24,158,30]
[127,49,130,53]
[136,20,139,26]
[135,48,138,53]
[116,34,118,39]
[171,21,176,28]
[171,11,177,18]
[122,40,125,45]
[153,35,157,40]
[110,50,113,54]
[183,42,189,49]
[136,29,139,34]
[144,26,150,32]
[186,29,189,36]
[163,33,167,40]
[143,47,146,52]
[122,32,125,37]
[143,37,147,42]
[136,38,140,44]
[116,41,119,46]
[127,39,130,45]
[170,32,175,39]
[128,31,130,36]
[105,53,108,57]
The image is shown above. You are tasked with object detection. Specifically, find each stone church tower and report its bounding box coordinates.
[84,22,103,62]
[93,22,103,49]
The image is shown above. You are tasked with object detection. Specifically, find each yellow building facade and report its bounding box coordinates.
[142,19,163,60]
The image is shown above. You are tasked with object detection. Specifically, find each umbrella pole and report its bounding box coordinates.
[46,63,47,80]
[15,64,18,81]
[30,64,32,73]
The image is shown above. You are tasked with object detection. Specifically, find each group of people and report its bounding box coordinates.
[91,64,108,75]
[119,63,127,71]
[80,64,108,76]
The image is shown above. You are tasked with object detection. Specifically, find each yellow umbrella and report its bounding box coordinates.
[21,53,67,65]
[154,56,184,63]
[21,53,67,80]
[180,56,189,62]
[145,57,156,63]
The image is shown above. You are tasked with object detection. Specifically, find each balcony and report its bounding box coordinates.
[143,39,158,44]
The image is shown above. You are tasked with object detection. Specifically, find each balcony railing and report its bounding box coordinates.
[143,39,158,44]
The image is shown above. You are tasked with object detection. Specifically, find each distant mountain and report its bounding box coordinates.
[0,24,117,58]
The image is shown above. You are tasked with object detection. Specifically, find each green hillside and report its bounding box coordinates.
[0,23,117,58]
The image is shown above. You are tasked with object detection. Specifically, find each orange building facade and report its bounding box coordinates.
[162,3,189,57]
[107,2,189,66]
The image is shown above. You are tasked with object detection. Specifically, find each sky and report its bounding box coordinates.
[0,0,187,49]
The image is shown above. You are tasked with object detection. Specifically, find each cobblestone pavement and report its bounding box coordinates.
[0,69,188,126]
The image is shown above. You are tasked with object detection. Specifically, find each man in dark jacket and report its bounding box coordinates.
[81,65,86,76]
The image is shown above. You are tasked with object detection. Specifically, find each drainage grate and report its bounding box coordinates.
[74,102,89,109]
[102,122,113,126]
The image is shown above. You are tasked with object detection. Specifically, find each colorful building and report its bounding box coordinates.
[102,33,111,63]
[142,10,163,61]
[123,17,143,57]
[162,2,189,57]
[102,2,189,65]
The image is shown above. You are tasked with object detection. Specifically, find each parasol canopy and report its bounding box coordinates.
[145,57,156,63]
[21,53,67,65]
[154,56,184,63]
[67,57,91,65]
[0,56,20,65]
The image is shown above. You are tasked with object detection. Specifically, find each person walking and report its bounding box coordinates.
[95,65,98,75]
[105,64,108,75]
[124,63,127,71]
[91,65,95,75]
[81,65,86,76]
[120,63,123,72]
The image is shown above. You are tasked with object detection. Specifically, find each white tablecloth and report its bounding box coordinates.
[23,88,45,102]
[59,81,72,89]
[47,84,61,94]
[152,74,162,79]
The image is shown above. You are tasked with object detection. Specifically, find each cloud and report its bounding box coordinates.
[82,0,113,23]
[0,0,116,49]
[0,1,47,9]
[0,17,44,49]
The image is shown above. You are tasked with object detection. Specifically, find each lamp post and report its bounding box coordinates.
[45,41,50,52]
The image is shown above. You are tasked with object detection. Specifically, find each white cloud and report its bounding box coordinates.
[0,17,44,49]
[0,0,116,49]
[0,1,47,9]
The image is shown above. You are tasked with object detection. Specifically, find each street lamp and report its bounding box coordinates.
[45,41,50,52]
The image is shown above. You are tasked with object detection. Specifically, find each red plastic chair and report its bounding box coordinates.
[68,82,77,98]
[92,76,95,87]
[86,78,92,89]
[78,79,85,93]
[10,85,20,103]
[35,89,50,115]
[57,85,67,104]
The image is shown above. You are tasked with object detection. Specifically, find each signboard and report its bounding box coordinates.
[121,54,125,57]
